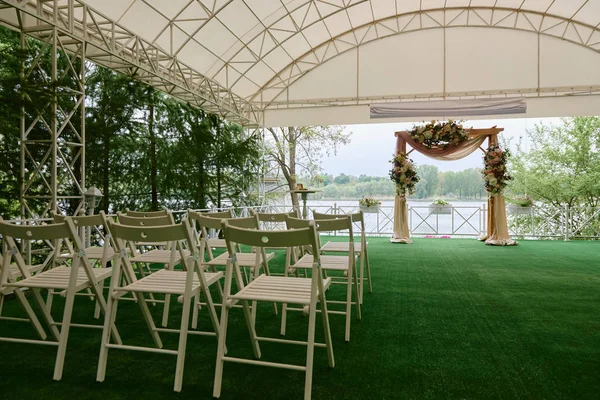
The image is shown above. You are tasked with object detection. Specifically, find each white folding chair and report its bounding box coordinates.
[251,210,302,270]
[116,212,190,327]
[0,233,44,322]
[285,215,361,342]
[51,211,116,318]
[0,217,121,380]
[189,212,275,283]
[97,219,221,392]
[313,210,373,304]
[213,220,334,400]
[187,209,234,261]
[188,212,277,321]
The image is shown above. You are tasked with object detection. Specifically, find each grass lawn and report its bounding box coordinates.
[0,238,599,399]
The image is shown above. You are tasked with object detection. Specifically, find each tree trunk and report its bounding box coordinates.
[102,129,110,213]
[288,127,300,212]
[149,96,158,211]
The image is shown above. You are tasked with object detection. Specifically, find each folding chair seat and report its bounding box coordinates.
[285,215,361,342]
[313,210,373,304]
[0,217,121,381]
[97,219,221,392]
[213,220,334,400]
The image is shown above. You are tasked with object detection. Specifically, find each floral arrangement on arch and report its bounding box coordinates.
[482,145,512,194]
[409,120,469,149]
[358,197,381,208]
[390,152,419,197]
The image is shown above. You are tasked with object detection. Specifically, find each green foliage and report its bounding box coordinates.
[509,117,600,208]
[265,125,351,209]
[0,26,261,217]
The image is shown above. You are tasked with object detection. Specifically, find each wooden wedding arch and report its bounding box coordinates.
[391,127,516,246]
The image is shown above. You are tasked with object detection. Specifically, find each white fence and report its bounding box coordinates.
[2,203,598,266]
[243,203,600,240]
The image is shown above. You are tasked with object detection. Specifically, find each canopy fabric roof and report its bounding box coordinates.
[1,0,600,126]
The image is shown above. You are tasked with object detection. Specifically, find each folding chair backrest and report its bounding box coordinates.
[200,209,234,219]
[188,212,224,230]
[252,210,299,222]
[126,208,169,218]
[110,220,195,284]
[117,213,175,227]
[0,219,84,280]
[287,215,353,235]
[110,221,192,245]
[313,210,365,233]
[225,215,259,230]
[222,221,320,256]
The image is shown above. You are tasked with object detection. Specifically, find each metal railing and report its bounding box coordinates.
[2,203,598,266]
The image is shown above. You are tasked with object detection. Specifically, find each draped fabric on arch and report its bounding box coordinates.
[391,130,516,246]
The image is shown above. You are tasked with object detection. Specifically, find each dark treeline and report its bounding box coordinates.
[0,26,260,218]
[312,166,486,200]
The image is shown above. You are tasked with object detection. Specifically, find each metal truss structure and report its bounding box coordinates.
[1,0,600,214]
[19,26,86,218]
[0,0,261,126]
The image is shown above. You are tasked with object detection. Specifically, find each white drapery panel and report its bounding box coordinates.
[371,99,527,119]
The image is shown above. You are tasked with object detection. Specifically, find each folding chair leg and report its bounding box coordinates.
[344,267,353,342]
[136,291,163,348]
[262,263,278,316]
[202,285,222,349]
[53,286,77,380]
[365,247,373,293]
[14,288,47,340]
[213,301,230,398]
[318,286,335,368]
[94,279,105,319]
[97,295,119,382]
[32,288,60,341]
[162,294,172,327]
[353,264,362,321]
[173,294,192,392]
[46,289,54,314]
[359,251,365,305]
[280,302,288,336]
[304,294,318,400]
[191,294,199,330]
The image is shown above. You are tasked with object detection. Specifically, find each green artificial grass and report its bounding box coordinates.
[0,238,599,399]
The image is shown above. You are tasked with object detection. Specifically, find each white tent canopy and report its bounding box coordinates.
[1,0,600,127]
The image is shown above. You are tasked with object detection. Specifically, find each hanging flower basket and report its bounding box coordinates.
[358,197,381,213]
[360,205,380,214]
[428,199,452,214]
[507,204,533,215]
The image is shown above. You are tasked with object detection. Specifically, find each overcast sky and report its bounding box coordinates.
[320,117,563,177]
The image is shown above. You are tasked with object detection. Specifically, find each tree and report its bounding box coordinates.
[265,126,350,210]
[509,117,600,208]
[414,165,439,198]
